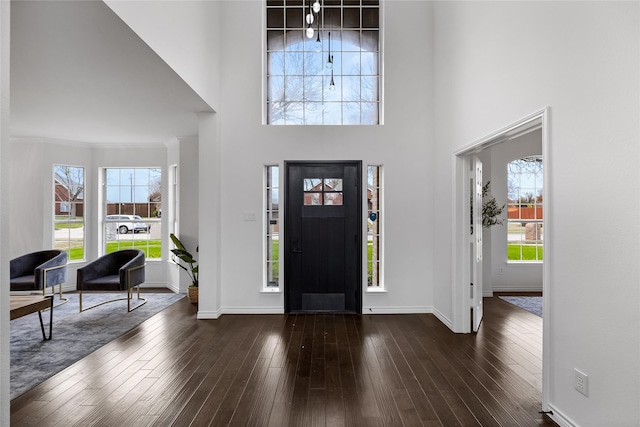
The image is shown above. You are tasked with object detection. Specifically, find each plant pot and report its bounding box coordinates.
[187,286,199,303]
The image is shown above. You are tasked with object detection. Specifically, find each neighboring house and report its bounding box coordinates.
[54,179,84,216]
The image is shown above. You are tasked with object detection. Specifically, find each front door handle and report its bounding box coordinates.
[292,248,302,253]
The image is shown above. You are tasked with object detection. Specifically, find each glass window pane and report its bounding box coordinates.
[343,8,360,28]
[342,52,361,75]
[324,7,341,28]
[304,52,323,76]
[304,178,322,191]
[267,31,285,52]
[362,8,378,28]
[323,102,342,125]
[361,76,378,101]
[304,102,323,124]
[324,192,343,205]
[267,8,285,28]
[304,76,323,101]
[343,102,361,125]
[268,51,285,75]
[361,102,378,125]
[286,7,304,29]
[304,193,322,205]
[324,179,342,190]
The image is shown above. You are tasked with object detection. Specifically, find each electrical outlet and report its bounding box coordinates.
[574,368,588,396]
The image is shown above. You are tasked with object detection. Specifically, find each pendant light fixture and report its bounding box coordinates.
[314,6,321,49]
[305,0,315,39]
[325,31,333,70]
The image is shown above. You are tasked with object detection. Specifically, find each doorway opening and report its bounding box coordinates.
[453,108,550,410]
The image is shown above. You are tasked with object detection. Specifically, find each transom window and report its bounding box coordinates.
[266,0,380,125]
[507,156,543,262]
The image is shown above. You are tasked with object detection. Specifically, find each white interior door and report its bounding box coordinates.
[471,155,483,332]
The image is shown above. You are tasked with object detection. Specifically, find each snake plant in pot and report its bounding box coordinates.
[170,233,199,303]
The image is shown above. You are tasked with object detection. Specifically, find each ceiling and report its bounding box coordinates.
[10,0,213,144]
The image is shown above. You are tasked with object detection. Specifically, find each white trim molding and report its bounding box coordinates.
[362,306,432,314]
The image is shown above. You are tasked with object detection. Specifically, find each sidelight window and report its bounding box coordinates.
[367,165,382,288]
[265,165,280,290]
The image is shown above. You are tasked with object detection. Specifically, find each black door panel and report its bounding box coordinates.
[285,162,362,313]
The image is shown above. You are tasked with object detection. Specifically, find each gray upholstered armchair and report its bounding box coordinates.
[76,249,146,312]
[10,249,69,305]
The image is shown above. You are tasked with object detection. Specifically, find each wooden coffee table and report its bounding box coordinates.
[10,295,54,340]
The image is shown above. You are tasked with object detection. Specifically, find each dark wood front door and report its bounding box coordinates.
[285,161,362,313]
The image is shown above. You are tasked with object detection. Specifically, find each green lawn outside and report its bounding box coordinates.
[55,223,84,230]
[68,247,84,261]
[65,240,162,261]
[107,240,162,258]
[508,244,543,261]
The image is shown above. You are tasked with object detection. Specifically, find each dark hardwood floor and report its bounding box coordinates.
[10,295,555,426]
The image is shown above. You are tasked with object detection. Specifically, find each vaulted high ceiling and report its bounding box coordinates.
[10,0,212,144]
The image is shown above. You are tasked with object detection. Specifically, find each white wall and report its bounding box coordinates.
[486,129,543,293]
[104,0,221,111]
[213,0,435,314]
[433,1,639,425]
[0,0,10,422]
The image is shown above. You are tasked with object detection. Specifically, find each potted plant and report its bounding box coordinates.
[471,181,505,234]
[170,233,199,303]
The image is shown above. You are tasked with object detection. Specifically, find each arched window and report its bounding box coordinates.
[507,156,543,262]
[266,0,380,125]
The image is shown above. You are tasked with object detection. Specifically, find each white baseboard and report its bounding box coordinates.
[547,403,578,427]
[197,309,222,319]
[362,306,432,314]
[433,308,454,330]
[195,306,432,318]
[492,286,543,293]
[221,307,285,315]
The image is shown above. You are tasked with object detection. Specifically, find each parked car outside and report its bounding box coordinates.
[106,215,150,234]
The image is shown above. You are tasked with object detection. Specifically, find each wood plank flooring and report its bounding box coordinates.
[10,296,556,426]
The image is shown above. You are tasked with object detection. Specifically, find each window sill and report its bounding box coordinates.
[261,288,281,294]
[366,287,387,293]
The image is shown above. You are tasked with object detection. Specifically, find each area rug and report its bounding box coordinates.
[10,292,184,400]
[498,296,543,318]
